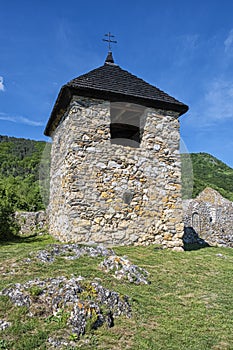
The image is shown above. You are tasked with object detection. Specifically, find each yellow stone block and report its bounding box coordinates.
[175,223,184,232]
[94,217,101,224]
[169,217,178,223]
[162,196,168,203]
[100,192,109,199]
[164,233,173,240]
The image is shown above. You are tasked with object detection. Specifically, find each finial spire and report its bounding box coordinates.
[102,32,117,64]
[105,51,114,64]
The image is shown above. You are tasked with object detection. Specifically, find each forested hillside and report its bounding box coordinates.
[181,152,233,201]
[0,135,49,211]
[0,135,233,213]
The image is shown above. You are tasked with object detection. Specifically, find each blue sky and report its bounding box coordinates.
[1,0,233,167]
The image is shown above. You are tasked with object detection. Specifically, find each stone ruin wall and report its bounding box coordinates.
[48,96,184,249]
[15,188,233,249]
[15,211,47,235]
[183,188,233,247]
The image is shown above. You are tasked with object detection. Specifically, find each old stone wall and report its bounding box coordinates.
[48,96,184,249]
[15,211,47,235]
[183,188,233,247]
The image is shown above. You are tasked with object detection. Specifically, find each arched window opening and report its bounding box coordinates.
[192,212,200,233]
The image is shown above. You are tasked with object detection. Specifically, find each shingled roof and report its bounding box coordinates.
[44,54,188,136]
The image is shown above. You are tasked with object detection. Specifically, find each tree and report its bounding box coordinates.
[0,180,20,240]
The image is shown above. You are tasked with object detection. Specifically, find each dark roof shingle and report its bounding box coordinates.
[44,60,188,136]
[67,63,184,106]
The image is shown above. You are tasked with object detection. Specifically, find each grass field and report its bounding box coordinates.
[0,235,233,350]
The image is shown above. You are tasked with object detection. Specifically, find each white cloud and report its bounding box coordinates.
[0,113,44,126]
[185,78,233,128]
[0,76,5,91]
[224,29,233,54]
[204,79,233,120]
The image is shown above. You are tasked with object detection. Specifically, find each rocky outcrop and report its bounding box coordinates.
[1,276,131,342]
[1,242,150,346]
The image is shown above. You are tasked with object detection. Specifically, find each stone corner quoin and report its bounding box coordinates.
[47,96,184,249]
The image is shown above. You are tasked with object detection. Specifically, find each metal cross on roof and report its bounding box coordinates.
[102,32,117,51]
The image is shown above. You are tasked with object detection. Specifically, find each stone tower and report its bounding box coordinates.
[44,52,188,249]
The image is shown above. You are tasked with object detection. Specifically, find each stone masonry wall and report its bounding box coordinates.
[48,96,184,249]
[183,188,233,247]
[15,211,47,235]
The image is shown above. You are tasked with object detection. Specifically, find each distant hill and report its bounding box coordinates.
[181,152,233,202]
[0,135,233,211]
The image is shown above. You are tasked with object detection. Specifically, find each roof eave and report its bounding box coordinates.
[44,86,72,136]
[44,86,188,137]
[68,86,189,113]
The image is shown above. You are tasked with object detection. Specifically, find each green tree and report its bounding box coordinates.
[0,180,20,240]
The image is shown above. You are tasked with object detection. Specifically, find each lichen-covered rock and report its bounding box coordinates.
[1,276,131,340]
[32,243,113,263]
[100,255,150,284]
[26,243,149,285]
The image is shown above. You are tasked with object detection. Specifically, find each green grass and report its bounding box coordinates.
[0,235,233,349]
